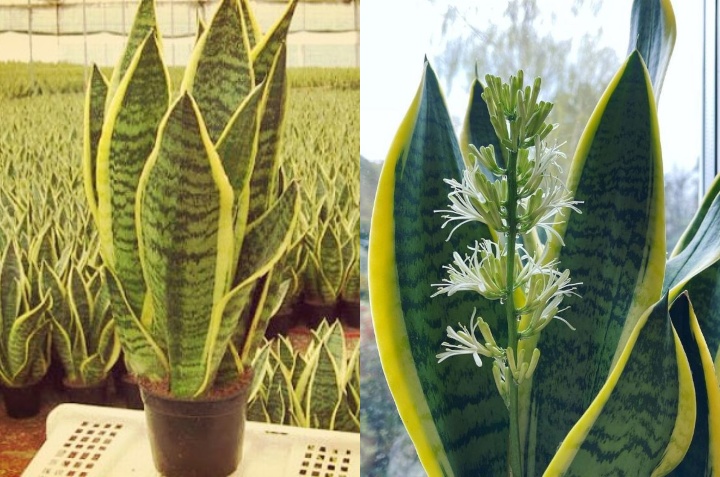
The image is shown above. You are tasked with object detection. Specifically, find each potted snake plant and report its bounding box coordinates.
[82,0,299,474]
[44,259,120,405]
[0,239,52,418]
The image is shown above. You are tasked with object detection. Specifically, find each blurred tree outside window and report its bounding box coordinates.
[360,1,703,475]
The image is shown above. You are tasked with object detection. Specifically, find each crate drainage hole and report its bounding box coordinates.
[297,443,353,477]
[40,420,124,476]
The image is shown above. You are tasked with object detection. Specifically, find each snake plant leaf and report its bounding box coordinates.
[681,261,720,369]
[307,342,341,429]
[79,354,104,385]
[67,266,91,356]
[95,31,170,316]
[627,0,676,100]
[234,182,299,287]
[136,93,235,398]
[667,293,720,476]
[673,174,720,257]
[107,0,158,103]
[0,241,23,350]
[82,64,108,220]
[370,60,506,476]
[96,317,120,376]
[181,0,253,142]
[248,44,288,223]
[531,50,666,472]
[45,265,79,380]
[238,0,261,48]
[251,0,298,84]
[460,77,505,172]
[215,83,264,194]
[196,278,256,396]
[104,267,167,380]
[663,189,720,297]
[7,293,51,383]
[267,363,287,424]
[215,83,264,263]
[545,293,693,476]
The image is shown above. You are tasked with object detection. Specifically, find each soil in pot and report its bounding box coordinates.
[63,378,108,406]
[1,382,42,419]
[140,370,253,477]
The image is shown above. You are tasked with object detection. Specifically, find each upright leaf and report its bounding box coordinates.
[136,93,235,398]
[369,60,504,476]
[182,0,253,142]
[530,51,666,472]
[627,0,676,100]
[95,31,170,316]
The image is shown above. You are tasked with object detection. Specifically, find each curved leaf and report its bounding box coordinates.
[369,60,504,476]
[627,0,676,100]
[667,293,720,476]
[459,77,504,171]
[544,294,693,476]
[82,64,108,221]
[531,51,666,472]
[663,188,720,297]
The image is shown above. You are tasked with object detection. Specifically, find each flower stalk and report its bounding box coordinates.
[433,71,581,477]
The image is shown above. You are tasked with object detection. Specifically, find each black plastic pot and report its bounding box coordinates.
[118,373,144,410]
[1,382,42,419]
[297,300,339,329]
[337,300,360,328]
[63,378,108,406]
[141,373,252,477]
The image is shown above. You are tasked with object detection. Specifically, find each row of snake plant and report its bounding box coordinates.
[248,319,359,432]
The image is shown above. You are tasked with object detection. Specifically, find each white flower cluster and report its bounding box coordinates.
[432,71,582,401]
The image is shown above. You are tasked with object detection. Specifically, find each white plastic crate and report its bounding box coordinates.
[22,403,360,477]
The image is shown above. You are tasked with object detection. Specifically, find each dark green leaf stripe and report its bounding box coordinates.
[182,0,253,142]
[370,60,505,477]
[248,44,287,224]
[137,93,235,397]
[83,64,108,220]
[107,0,157,102]
[531,51,665,473]
[667,293,720,476]
[548,294,687,476]
[97,32,169,316]
[627,0,676,100]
